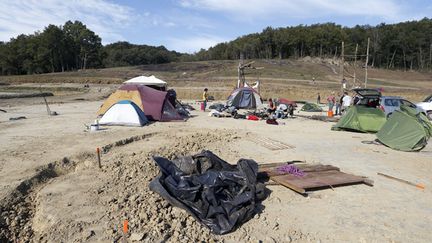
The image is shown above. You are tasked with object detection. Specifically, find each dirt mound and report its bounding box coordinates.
[7,130,241,242]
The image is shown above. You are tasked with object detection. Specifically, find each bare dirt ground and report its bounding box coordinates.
[1,83,431,242]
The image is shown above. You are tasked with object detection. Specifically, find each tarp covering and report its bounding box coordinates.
[332,106,386,133]
[301,102,323,112]
[99,100,148,126]
[377,105,432,151]
[149,150,266,235]
[227,87,263,109]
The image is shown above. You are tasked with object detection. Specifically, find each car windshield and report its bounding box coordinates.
[423,95,432,102]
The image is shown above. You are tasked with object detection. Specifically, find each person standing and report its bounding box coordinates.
[342,91,352,114]
[335,93,342,115]
[317,92,321,104]
[327,92,336,113]
[202,88,208,111]
[341,78,347,90]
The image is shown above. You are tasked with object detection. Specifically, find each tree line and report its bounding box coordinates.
[0,20,183,75]
[194,18,432,71]
[1,18,431,75]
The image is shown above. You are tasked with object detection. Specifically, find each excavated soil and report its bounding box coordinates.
[2,130,257,242]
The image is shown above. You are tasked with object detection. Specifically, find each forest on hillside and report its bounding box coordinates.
[0,18,431,76]
[195,18,432,71]
[0,21,183,75]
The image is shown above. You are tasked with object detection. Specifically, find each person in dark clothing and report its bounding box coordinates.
[317,92,321,104]
[267,98,276,114]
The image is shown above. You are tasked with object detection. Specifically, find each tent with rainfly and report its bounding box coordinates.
[99,100,149,126]
[97,84,184,121]
[376,105,432,151]
[332,106,386,133]
[226,87,263,109]
[123,75,167,91]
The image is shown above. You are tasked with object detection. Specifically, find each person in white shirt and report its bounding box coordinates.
[341,92,352,113]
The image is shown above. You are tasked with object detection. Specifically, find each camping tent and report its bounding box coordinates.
[123,75,167,91]
[226,87,263,109]
[301,102,322,112]
[99,100,149,126]
[376,105,432,151]
[332,106,386,133]
[97,84,184,121]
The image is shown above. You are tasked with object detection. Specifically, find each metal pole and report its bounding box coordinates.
[365,38,370,88]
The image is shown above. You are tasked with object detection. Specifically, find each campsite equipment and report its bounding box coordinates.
[332,106,386,133]
[266,119,278,125]
[327,110,334,117]
[300,102,323,112]
[247,115,259,121]
[90,119,100,132]
[99,100,149,126]
[123,75,167,91]
[97,84,184,121]
[259,162,373,195]
[376,105,432,151]
[200,102,205,111]
[377,172,425,190]
[150,150,266,234]
[90,124,99,132]
[226,87,263,109]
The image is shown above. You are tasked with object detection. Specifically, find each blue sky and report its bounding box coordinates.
[0,0,430,53]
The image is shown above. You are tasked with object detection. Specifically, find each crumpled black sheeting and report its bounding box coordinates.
[149,150,266,235]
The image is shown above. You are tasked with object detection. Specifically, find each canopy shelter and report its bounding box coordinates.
[99,100,148,126]
[377,105,432,151]
[226,87,263,109]
[332,106,386,133]
[123,75,167,91]
[97,84,184,121]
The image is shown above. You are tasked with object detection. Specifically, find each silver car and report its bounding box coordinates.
[379,96,425,118]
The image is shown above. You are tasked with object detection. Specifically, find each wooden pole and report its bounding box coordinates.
[377,173,425,189]
[96,147,101,169]
[353,43,358,88]
[365,38,370,88]
[340,41,344,92]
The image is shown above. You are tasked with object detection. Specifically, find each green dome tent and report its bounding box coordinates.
[332,106,386,133]
[301,102,323,112]
[376,105,432,151]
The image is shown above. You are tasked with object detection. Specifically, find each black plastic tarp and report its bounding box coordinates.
[149,150,266,234]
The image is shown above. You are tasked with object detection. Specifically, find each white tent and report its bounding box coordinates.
[123,75,167,88]
[99,100,148,126]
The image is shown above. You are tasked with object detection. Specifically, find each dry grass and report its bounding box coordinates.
[1,59,431,102]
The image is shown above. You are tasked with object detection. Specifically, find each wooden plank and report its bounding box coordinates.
[272,170,366,191]
[271,176,306,194]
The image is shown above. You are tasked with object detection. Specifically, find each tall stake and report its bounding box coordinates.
[353,43,358,88]
[365,38,370,88]
[340,41,344,91]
